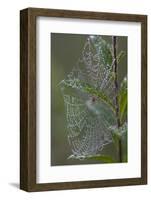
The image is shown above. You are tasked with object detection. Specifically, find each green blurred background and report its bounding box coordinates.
[51,33,127,166]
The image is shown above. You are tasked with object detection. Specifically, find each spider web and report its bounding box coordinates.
[59,36,117,159]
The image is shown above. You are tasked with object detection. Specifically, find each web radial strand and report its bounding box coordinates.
[59,35,116,159]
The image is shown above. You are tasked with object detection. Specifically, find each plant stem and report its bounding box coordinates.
[112,36,122,162]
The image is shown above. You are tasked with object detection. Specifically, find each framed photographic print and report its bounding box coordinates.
[20,8,147,191]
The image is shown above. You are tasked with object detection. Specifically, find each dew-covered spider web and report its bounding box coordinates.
[59,36,117,160]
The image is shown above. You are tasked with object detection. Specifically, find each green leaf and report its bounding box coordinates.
[110,123,127,162]
[92,36,113,67]
[118,77,127,124]
[84,84,116,113]
[112,130,121,149]
[61,78,116,113]
[121,126,128,162]
[110,123,127,137]
[117,51,125,64]
[87,154,115,163]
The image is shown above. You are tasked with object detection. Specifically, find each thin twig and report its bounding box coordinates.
[112,36,122,162]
